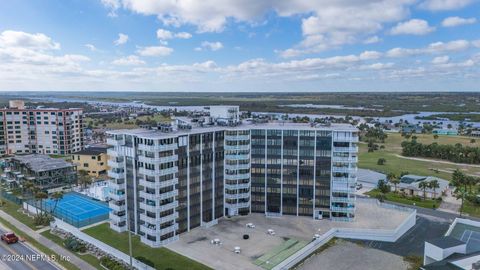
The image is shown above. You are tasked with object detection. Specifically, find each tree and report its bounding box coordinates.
[49,191,64,214]
[451,169,468,216]
[78,170,92,188]
[377,158,386,165]
[377,179,390,194]
[429,180,440,198]
[433,134,439,140]
[471,139,476,144]
[390,177,401,192]
[418,181,429,200]
[34,191,48,216]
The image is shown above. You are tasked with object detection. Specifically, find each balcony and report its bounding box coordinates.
[331,206,356,213]
[332,166,357,174]
[224,144,250,151]
[225,134,250,141]
[225,154,250,160]
[333,146,359,153]
[110,223,127,233]
[107,159,124,169]
[139,213,157,224]
[109,213,126,223]
[108,170,124,179]
[109,192,125,201]
[331,197,356,203]
[108,181,125,191]
[109,202,126,212]
[107,137,125,147]
[138,143,177,152]
[225,201,250,209]
[138,155,178,164]
[139,167,178,177]
[225,173,250,180]
[225,193,250,200]
[140,224,157,235]
[139,178,178,189]
[159,223,179,235]
[158,212,179,223]
[332,177,356,185]
[139,191,157,200]
[331,186,356,193]
[139,201,157,212]
[332,156,358,163]
[159,190,178,200]
[224,163,250,170]
[333,136,359,143]
[225,183,250,190]
[158,201,178,212]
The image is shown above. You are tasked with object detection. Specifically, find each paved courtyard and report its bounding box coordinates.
[167,199,413,270]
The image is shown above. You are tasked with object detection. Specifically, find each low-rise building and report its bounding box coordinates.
[71,147,108,177]
[396,175,449,199]
[423,218,480,269]
[1,154,77,190]
[433,129,458,136]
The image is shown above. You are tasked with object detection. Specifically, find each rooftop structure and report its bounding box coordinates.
[397,175,449,199]
[2,154,77,190]
[423,218,480,269]
[72,146,108,177]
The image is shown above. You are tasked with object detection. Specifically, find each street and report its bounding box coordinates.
[0,227,61,270]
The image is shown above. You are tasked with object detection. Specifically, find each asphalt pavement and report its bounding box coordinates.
[0,227,61,270]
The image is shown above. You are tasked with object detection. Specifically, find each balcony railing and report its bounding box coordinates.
[225,173,250,180]
[107,159,124,169]
[139,167,178,177]
[138,155,178,164]
[333,136,359,143]
[225,154,250,160]
[332,156,358,163]
[108,170,125,179]
[139,178,178,189]
[109,202,126,212]
[109,192,126,201]
[331,206,356,213]
[225,193,250,200]
[225,134,250,141]
[225,201,250,209]
[224,163,250,170]
[137,143,177,152]
[331,197,356,203]
[225,183,250,190]
[107,137,125,147]
[224,144,250,151]
[109,213,126,223]
[333,146,359,153]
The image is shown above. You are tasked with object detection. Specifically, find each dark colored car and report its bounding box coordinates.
[1,232,19,244]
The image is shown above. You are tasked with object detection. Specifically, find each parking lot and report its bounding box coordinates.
[167,199,413,270]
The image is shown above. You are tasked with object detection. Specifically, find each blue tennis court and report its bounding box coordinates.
[43,192,111,228]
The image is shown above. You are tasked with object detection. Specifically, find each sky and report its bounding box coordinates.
[0,0,479,92]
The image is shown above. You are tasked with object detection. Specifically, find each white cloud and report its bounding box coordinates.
[386,39,471,57]
[136,46,173,56]
[359,51,383,60]
[101,0,121,17]
[442,16,477,27]
[363,36,381,44]
[0,30,60,50]
[85,44,98,51]
[197,41,224,51]
[114,33,128,45]
[419,0,474,11]
[431,55,450,64]
[112,55,145,66]
[473,40,480,48]
[156,29,192,42]
[391,19,435,35]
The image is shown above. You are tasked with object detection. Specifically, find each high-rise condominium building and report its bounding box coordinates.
[0,100,84,156]
[106,123,358,247]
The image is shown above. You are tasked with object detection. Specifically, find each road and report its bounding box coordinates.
[0,227,61,270]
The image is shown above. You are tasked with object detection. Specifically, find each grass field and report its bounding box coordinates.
[359,133,480,181]
[254,238,308,270]
[85,113,170,129]
[366,189,439,209]
[83,223,211,270]
[0,199,39,229]
[41,230,103,270]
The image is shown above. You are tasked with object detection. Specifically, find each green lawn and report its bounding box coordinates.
[366,189,439,209]
[0,216,80,270]
[0,199,40,230]
[359,133,480,181]
[41,230,103,270]
[83,223,211,270]
[462,200,480,218]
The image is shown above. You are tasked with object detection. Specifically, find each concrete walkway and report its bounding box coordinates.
[394,154,480,168]
[0,210,97,270]
[438,191,461,214]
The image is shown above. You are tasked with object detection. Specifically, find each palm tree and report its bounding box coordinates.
[78,170,92,189]
[418,181,429,200]
[49,191,64,215]
[34,191,48,216]
[429,180,440,199]
[451,169,467,216]
[387,173,399,192]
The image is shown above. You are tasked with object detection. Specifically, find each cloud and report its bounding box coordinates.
[390,19,435,35]
[136,46,173,56]
[431,55,450,64]
[112,55,145,66]
[156,29,192,42]
[386,39,471,57]
[85,44,98,51]
[363,36,382,44]
[0,30,60,50]
[442,16,477,27]
[196,41,224,51]
[419,0,474,11]
[101,0,121,17]
[114,33,128,45]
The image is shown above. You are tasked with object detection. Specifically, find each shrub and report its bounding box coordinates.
[377,158,386,165]
[64,237,87,253]
[100,256,127,270]
[136,256,155,268]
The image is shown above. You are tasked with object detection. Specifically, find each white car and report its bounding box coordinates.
[246,223,255,228]
[267,229,276,235]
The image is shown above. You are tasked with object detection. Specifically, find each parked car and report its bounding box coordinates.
[1,232,19,244]
[356,183,363,190]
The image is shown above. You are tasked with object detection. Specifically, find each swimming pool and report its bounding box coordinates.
[43,192,111,228]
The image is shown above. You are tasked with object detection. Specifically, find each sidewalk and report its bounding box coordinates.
[0,210,97,270]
